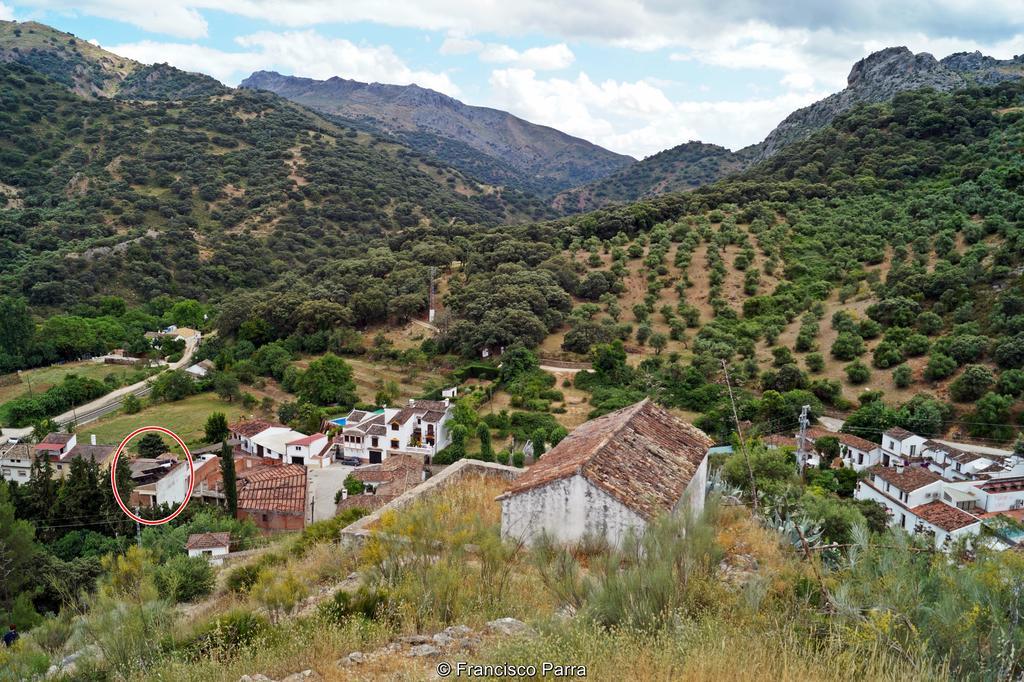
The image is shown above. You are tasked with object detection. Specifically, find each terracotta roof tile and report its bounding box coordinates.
[287,433,325,446]
[867,464,941,492]
[499,399,713,521]
[185,531,231,550]
[807,427,878,452]
[237,464,306,514]
[230,419,284,438]
[351,454,423,484]
[911,501,980,532]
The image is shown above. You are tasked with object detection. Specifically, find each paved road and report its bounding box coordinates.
[52,336,198,428]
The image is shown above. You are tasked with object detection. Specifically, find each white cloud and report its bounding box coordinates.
[22,0,208,39]
[441,36,573,70]
[109,30,459,94]
[235,30,460,93]
[0,3,14,20]
[488,67,826,157]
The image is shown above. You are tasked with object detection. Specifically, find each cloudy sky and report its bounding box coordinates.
[4,1,1024,158]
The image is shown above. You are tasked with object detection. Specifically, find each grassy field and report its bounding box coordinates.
[81,393,250,448]
[0,361,140,405]
[0,361,159,425]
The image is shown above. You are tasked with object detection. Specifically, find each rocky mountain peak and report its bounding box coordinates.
[846,46,948,89]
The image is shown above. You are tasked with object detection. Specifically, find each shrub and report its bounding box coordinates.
[154,554,215,603]
[924,352,957,381]
[805,353,824,373]
[845,361,871,385]
[893,364,913,388]
[182,609,270,661]
[949,364,995,402]
[831,332,865,360]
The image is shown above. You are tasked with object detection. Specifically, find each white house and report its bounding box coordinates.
[285,432,330,467]
[0,443,34,484]
[135,454,218,508]
[339,399,454,464]
[805,427,882,471]
[880,427,929,467]
[497,399,713,548]
[855,464,983,548]
[185,532,231,565]
[921,440,1006,480]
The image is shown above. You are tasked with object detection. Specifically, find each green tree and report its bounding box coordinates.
[0,485,39,621]
[475,423,494,462]
[296,353,357,406]
[150,369,194,402]
[220,440,238,516]
[137,432,169,458]
[949,364,994,402]
[205,412,230,444]
[213,371,241,402]
[0,296,33,371]
[893,364,913,388]
[122,393,142,414]
[532,428,547,457]
[966,392,1015,441]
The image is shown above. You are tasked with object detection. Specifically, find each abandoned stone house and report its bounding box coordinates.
[497,398,713,547]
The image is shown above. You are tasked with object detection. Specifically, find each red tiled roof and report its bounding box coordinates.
[237,464,306,514]
[230,419,284,438]
[185,531,231,550]
[979,476,1024,493]
[40,432,73,445]
[763,434,797,449]
[867,464,941,492]
[287,433,325,446]
[499,399,713,521]
[351,454,423,484]
[911,501,980,532]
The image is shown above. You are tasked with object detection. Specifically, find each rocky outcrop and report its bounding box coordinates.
[758,46,1024,160]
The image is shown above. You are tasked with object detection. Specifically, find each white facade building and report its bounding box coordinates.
[339,399,454,464]
[185,532,231,565]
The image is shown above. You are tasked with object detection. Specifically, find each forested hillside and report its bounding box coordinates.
[0,60,546,309]
[552,141,758,213]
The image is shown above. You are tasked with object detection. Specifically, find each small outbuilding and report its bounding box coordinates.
[497,398,713,547]
[185,531,231,565]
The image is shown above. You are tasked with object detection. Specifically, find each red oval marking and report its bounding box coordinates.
[109,426,194,526]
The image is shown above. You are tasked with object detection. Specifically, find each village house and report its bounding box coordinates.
[132,453,221,509]
[236,464,307,531]
[34,432,116,478]
[879,427,929,467]
[497,399,713,548]
[338,399,454,464]
[0,443,34,483]
[229,419,332,467]
[803,427,882,471]
[185,532,231,565]
[921,440,1008,480]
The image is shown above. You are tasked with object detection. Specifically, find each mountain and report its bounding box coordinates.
[0,35,552,310]
[757,46,1024,158]
[0,20,225,99]
[558,45,1024,212]
[240,70,635,196]
[551,141,759,214]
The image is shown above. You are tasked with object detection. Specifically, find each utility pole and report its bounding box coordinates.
[797,404,810,476]
[721,360,758,514]
[428,266,437,324]
[134,506,142,549]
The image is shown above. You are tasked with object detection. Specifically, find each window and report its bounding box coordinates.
[371,437,378,447]
[391,422,399,431]
[909,445,916,456]
[391,439,400,449]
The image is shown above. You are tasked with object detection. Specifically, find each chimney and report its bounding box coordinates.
[91,434,97,446]
[408,398,415,406]
[443,398,450,407]
[895,463,904,474]
[341,489,348,500]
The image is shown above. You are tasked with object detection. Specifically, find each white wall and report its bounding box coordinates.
[188,545,229,565]
[501,474,648,548]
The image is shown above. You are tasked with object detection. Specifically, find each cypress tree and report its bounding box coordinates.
[220,440,238,516]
